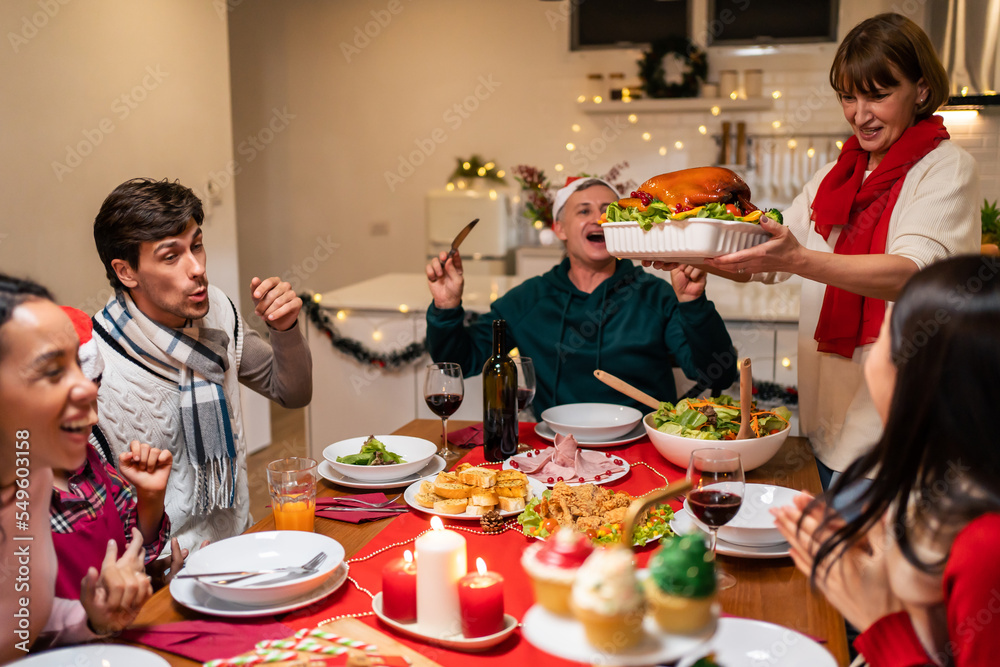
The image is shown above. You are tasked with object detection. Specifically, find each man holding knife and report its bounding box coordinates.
[425,176,737,415]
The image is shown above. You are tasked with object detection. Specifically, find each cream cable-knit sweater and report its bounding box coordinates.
[93,285,312,553]
[756,140,980,471]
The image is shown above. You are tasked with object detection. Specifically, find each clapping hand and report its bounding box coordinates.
[772,493,899,631]
[80,528,153,635]
[669,265,707,302]
[118,441,172,497]
[426,250,464,309]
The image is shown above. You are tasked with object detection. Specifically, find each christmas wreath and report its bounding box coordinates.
[638,37,707,99]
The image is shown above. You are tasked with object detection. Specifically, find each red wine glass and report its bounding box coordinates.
[424,362,464,459]
[685,448,745,590]
[513,356,536,453]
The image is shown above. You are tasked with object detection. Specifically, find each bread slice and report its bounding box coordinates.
[497,469,528,483]
[419,480,435,495]
[495,480,527,498]
[458,467,497,488]
[498,495,526,512]
[465,504,493,516]
[433,498,468,514]
[434,481,472,499]
[415,491,445,508]
[453,462,473,474]
[470,488,499,506]
[435,471,461,485]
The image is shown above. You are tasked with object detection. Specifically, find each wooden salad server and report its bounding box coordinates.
[736,357,753,440]
[593,370,661,410]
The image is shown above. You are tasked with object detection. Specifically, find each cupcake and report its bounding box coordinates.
[521,527,594,615]
[643,533,717,634]
[570,547,646,651]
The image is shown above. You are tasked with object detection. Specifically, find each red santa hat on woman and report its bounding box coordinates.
[61,306,104,382]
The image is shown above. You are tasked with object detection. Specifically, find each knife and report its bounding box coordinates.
[445,218,479,260]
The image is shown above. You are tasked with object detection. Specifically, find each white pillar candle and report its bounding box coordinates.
[415,516,467,637]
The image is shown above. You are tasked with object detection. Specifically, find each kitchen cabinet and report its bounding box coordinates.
[579,97,775,115]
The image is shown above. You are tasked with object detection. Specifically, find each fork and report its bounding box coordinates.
[188,552,328,586]
[323,494,403,508]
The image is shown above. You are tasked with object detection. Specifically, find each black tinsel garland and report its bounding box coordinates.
[753,380,799,405]
[300,294,425,369]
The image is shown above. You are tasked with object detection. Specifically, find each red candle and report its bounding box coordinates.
[381,550,417,622]
[458,557,505,638]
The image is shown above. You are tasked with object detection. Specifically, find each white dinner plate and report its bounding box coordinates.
[503,452,630,487]
[676,617,836,667]
[403,473,546,520]
[522,603,714,666]
[14,645,170,666]
[170,562,349,617]
[372,593,517,651]
[319,455,447,489]
[534,421,646,447]
[670,511,790,559]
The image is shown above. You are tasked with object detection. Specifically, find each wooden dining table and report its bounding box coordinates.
[128,419,850,666]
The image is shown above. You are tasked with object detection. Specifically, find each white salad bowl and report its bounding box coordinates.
[322,435,437,482]
[541,403,643,441]
[186,531,345,606]
[643,413,790,472]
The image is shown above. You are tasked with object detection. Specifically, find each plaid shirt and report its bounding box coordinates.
[50,444,169,564]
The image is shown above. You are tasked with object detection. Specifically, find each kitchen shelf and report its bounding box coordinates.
[579,97,775,115]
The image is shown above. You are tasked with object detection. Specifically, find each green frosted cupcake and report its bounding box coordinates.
[644,533,716,634]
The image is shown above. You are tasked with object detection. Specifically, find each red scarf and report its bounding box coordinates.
[811,116,949,359]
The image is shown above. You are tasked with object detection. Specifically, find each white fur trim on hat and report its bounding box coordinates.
[552,177,620,223]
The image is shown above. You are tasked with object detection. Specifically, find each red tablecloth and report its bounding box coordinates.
[284,424,687,666]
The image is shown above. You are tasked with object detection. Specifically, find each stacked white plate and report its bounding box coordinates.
[671,484,799,559]
[170,531,348,617]
[537,403,645,447]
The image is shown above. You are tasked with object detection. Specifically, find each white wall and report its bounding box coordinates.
[0,0,240,310]
[226,0,998,303]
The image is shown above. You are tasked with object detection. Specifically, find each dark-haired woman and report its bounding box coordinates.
[695,13,981,486]
[0,275,153,657]
[774,256,1000,665]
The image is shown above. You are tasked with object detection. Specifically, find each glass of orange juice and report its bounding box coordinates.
[266,457,318,532]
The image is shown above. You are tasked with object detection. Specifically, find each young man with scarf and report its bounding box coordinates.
[91,178,312,553]
[699,14,981,487]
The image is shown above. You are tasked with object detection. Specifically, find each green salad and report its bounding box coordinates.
[517,490,675,546]
[335,436,404,466]
[652,395,791,440]
[604,200,783,232]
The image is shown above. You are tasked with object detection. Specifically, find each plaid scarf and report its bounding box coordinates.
[93,290,237,513]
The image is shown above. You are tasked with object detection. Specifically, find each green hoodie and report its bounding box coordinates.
[426,258,737,415]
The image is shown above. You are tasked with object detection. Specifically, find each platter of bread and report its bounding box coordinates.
[403,462,545,520]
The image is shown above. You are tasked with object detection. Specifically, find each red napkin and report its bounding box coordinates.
[120,619,292,662]
[447,422,483,447]
[315,493,409,524]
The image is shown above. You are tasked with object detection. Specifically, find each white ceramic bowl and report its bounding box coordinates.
[541,403,643,440]
[685,483,797,547]
[185,531,345,606]
[323,435,437,482]
[643,413,790,472]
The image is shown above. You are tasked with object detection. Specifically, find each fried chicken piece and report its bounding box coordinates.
[576,515,603,532]
[601,506,628,525]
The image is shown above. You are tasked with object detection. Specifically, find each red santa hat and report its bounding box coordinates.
[552,175,619,223]
[61,306,104,382]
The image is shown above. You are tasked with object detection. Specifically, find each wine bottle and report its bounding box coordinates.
[482,319,518,462]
